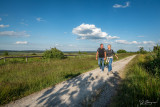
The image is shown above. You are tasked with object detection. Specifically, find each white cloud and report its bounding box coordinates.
[36,17,45,22]
[0,24,9,28]
[0,18,2,21]
[115,40,156,46]
[142,41,154,44]
[131,41,139,44]
[72,23,119,40]
[115,40,139,44]
[137,36,144,37]
[68,44,77,47]
[115,40,130,44]
[113,1,130,8]
[106,35,120,40]
[142,41,156,46]
[15,41,28,45]
[0,31,30,37]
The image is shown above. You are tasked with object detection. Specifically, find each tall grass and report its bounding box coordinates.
[0,53,135,105]
[0,56,98,105]
[109,54,160,107]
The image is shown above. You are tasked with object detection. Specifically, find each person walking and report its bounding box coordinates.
[106,44,118,75]
[96,44,106,72]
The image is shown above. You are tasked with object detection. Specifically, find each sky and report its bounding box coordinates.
[0,0,160,51]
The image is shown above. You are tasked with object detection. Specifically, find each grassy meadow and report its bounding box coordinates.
[109,54,160,106]
[0,52,135,105]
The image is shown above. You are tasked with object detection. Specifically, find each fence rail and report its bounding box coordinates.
[0,55,78,63]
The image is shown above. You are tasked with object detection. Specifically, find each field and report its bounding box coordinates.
[0,52,135,105]
[109,53,160,106]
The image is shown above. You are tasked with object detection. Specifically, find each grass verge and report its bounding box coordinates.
[109,54,160,107]
[0,53,135,105]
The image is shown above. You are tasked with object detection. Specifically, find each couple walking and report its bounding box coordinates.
[96,44,118,75]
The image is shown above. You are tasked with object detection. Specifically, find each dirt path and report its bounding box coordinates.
[4,55,136,107]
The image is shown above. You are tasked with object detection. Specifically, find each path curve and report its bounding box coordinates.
[4,55,136,107]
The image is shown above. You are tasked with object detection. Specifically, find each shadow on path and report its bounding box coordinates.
[34,70,122,107]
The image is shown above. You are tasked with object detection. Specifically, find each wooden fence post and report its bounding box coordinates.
[0,55,79,62]
[4,57,6,63]
[26,57,28,62]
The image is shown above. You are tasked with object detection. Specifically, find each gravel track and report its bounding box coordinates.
[4,55,136,107]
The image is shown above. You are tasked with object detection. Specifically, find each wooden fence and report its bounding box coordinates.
[0,55,77,63]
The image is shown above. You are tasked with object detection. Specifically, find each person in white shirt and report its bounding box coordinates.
[106,44,118,75]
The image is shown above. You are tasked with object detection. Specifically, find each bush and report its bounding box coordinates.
[3,51,9,56]
[32,53,37,55]
[144,45,160,76]
[155,45,160,59]
[83,52,87,54]
[43,48,64,59]
[117,49,127,53]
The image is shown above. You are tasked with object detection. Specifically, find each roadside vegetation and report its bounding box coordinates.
[0,48,135,105]
[43,48,64,59]
[109,46,160,106]
[117,49,127,53]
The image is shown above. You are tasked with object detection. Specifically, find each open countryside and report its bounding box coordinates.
[0,0,160,107]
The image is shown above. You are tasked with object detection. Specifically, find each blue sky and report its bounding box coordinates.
[0,0,160,51]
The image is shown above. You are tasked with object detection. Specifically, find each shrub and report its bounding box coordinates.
[3,51,9,56]
[32,53,37,55]
[83,52,87,54]
[117,49,127,53]
[144,45,160,76]
[43,48,64,59]
[155,45,160,59]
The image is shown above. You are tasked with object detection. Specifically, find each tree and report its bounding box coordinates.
[78,50,82,54]
[137,47,147,54]
[153,45,160,52]
[43,48,64,59]
[154,45,160,58]
[117,49,127,53]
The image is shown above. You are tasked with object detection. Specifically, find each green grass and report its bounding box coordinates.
[109,54,160,107]
[0,53,135,65]
[0,53,135,105]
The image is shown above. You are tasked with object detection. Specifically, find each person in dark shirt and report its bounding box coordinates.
[96,44,106,72]
[106,44,118,75]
